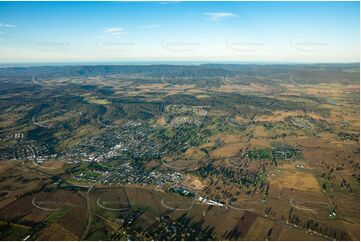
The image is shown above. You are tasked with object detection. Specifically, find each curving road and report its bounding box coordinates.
[289,199,319,212]
[80,185,94,241]
[160,197,194,211]
[224,75,233,86]
[161,159,201,171]
[32,115,50,128]
[96,196,131,211]
[32,75,42,86]
[96,115,118,128]
[32,198,60,211]
[161,74,172,86]
[225,116,244,128]
[225,157,248,169]
[289,74,299,86]
[226,198,257,212]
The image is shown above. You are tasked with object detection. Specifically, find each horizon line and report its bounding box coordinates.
[0,60,359,68]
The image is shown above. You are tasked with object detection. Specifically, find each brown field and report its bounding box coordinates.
[0,166,50,221]
[243,216,274,240]
[342,220,360,241]
[277,226,325,241]
[91,186,130,212]
[162,158,201,170]
[125,185,165,213]
[36,223,78,240]
[161,197,193,210]
[215,210,258,239]
[211,143,245,158]
[183,147,207,160]
[58,192,88,238]
[3,178,41,198]
[249,137,271,148]
[37,160,65,170]
[0,188,77,224]
[178,203,258,240]
[181,174,206,191]
[195,94,210,99]
[253,125,268,138]
[255,110,305,122]
[213,83,274,94]
[0,160,17,173]
[34,189,76,208]
[0,193,49,223]
[154,116,166,125]
[269,170,321,192]
[25,189,76,223]
[85,215,115,240]
[0,197,17,211]
[208,134,241,144]
[279,136,359,168]
[199,141,215,149]
[144,159,160,170]
[303,145,358,165]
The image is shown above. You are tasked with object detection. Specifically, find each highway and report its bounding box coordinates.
[81,185,94,241]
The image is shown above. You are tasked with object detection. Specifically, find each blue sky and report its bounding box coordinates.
[0,1,359,63]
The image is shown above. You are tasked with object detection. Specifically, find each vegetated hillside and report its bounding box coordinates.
[1,63,359,84]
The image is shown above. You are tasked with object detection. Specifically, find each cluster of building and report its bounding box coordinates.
[165,104,208,115]
[68,118,187,185]
[67,120,163,164]
[0,133,52,162]
[198,196,225,207]
[168,116,202,126]
[168,186,225,208]
[1,118,200,190]
[149,170,183,187]
[169,186,196,198]
[288,116,314,129]
[165,104,208,127]
[73,161,184,186]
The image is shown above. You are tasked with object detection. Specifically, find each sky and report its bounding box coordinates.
[0,1,359,64]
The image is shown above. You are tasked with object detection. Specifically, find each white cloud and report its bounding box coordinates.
[141,24,161,29]
[203,12,238,21]
[0,23,15,28]
[104,27,124,36]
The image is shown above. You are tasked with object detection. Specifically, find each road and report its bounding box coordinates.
[225,157,248,169]
[32,115,50,128]
[32,198,59,211]
[81,185,94,241]
[96,115,117,128]
[225,198,257,212]
[21,161,96,240]
[161,74,172,86]
[225,116,244,128]
[228,199,334,241]
[199,110,208,127]
[289,74,299,86]
[96,196,131,211]
[224,75,233,86]
[160,197,194,211]
[161,159,200,171]
[289,198,319,212]
[32,75,42,85]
